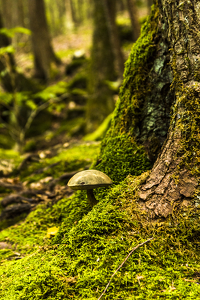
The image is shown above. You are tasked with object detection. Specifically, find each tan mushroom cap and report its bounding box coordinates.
[68,170,113,190]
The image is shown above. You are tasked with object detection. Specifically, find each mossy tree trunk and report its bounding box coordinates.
[138,0,200,218]
[97,0,200,218]
[86,0,116,133]
[28,0,61,81]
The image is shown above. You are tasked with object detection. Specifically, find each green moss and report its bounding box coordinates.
[0,249,16,261]
[112,4,159,137]
[0,3,200,299]
[169,76,200,178]
[94,133,152,184]
[0,149,20,160]
[0,175,199,299]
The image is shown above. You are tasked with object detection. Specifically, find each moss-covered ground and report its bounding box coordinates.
[0,4,199,300]
[0,140,199,299]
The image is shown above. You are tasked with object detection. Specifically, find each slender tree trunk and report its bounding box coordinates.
[126,0,140,41]
[86,0,116,132]
[102,0,125,78]
[57,0,66,23]
[0,11,16,91]
[77,0,84,24]
[117,0,127,12]
[0,0,13,28]
[86,0,93,19]
[28,0,61,81]
[17,0,25,27]
[65,0,74,30]
[69,0,78,27]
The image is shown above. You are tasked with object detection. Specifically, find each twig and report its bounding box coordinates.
[23,93,69,134]
[97,237,154,300]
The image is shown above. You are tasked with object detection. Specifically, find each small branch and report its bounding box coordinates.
[23,93,69,134]
[0,179,22,191]
[97,237,154,300]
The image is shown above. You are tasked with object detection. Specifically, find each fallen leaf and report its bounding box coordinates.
[0,242,12,249]
[46,226,59,238]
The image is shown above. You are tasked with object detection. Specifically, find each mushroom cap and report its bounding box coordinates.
[68,170,113,190]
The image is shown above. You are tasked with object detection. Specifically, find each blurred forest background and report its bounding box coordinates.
[0,0,152,154]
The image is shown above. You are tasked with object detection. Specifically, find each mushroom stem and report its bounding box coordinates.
[87,189,98,207]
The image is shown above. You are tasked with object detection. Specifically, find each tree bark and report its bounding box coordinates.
[102,0,124,78]
[138,0,200,218]
[28,0,61,81]
[98,0,200,219]
[126,0,140,41]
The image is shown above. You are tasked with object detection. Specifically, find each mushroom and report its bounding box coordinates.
[68,170,113,207]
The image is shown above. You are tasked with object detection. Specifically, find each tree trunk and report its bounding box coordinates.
[138,0,200,218]
[97,0,200,219]
[102,0,124,78]
[69,0,79,27]
[17,0,25,27]
[0,0,12,28]
[126,0,140,41]
[0,11,16,91]
[28,0,61,81]
[117,0,127,12]
[65,0,74,30]
[86,0,116,132]
[77,0,84,24]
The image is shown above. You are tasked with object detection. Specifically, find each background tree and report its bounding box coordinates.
[86,0,116,133]
[28,0,61,81]
[102,0,124,77]
[126,0,140,41]
[147,0,153,13]
[0,12,16,92]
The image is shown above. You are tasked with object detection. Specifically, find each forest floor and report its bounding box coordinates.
[0,137,199,299]
[0,8,199,299]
